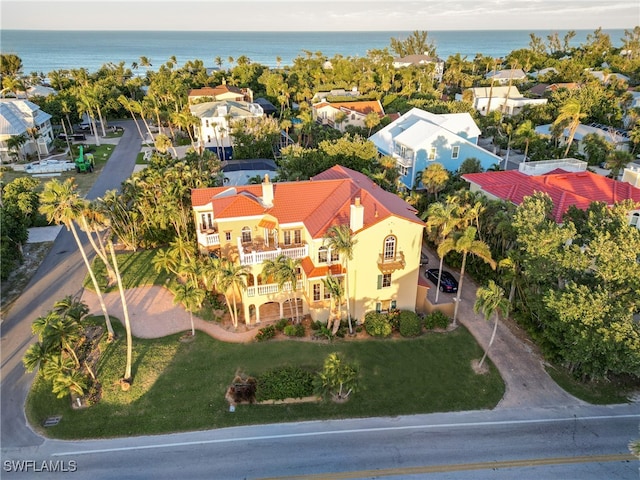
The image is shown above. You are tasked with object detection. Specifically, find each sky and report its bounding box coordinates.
[1,0,638,31]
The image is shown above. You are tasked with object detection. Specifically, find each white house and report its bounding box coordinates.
[534,123,630,155]
[392,55,444,83]
[457,86,548,117]
[485,68,527,84]
[189,100,264,159]
[369,107,502,190]
[0,99,54,163]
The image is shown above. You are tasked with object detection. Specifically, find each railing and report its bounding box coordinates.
[240,244,308,266]
[246,280,303,297]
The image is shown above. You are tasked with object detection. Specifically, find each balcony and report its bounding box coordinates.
[197,229,220,247]
[377,251,406,273]
[246,280,304,297]
[239,239,308,266]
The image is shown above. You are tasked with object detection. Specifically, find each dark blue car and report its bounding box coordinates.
[425,268,458,293]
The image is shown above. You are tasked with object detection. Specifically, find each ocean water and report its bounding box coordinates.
[0,29,627,75]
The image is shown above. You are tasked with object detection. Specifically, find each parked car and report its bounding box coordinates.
[420,253,429,265]
[425,268,458,293]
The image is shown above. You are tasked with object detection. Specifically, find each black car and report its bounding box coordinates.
[425,268,458,293]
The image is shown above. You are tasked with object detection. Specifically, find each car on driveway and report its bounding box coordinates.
[425,268,458,293]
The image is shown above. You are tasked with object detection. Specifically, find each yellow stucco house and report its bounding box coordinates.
[191,165,425,325]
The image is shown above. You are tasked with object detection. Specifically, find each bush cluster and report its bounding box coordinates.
[283,323,306,337]
[255,325,276,342]
[364,311,392,338]
[275,318,289,331]
[424,311,450,330]
[398,310,422,337]
[256,366,315,401]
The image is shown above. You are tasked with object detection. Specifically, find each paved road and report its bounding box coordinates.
[0,121,141,448]
[1,404,637,479]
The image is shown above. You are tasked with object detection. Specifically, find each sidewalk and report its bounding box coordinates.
[81,285,258,343]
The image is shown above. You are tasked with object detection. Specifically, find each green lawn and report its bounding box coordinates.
[26,321,504,440]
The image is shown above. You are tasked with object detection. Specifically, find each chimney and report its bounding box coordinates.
[350,197,364,232]
[262,174,274,207]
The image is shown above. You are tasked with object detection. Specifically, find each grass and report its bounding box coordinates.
[25,320,505,440]
[86,248,171,292]
[1,141,116,197]
[545,366,635,405]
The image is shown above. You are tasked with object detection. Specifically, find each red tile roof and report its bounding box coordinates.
[463,169,640,222]
[188,85,244,98]
[313,100,385,117]
[300,257,344,278]
[192,165,423,238]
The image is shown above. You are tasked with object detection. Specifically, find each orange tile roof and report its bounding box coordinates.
[313,100,385,117]
[301,257,344,278]
[463,169,640,223]
[188,85,244,98]
[191,165,423,239]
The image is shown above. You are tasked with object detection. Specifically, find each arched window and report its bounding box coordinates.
[318,246,328,263]
[383,236,396,260]
[241,227,252,243]
[631,212,639,228]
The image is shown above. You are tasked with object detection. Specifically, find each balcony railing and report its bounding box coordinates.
[377,251,406,273]
[246,280,303,297]
[239,242,308,266]
[197,230,220,247]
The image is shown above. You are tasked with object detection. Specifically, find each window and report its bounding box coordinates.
[375,302,382,313]
[428,147,436,160]
[200,214,207,231]
[318,246,328,263]
[225,231,232,241]
[324,284,332,299]
[391,300,397,310]
[294,229,301,244]
[284,230,291,245]
[313,283,321,301]
[399,165,408,176]
[205,120,210,128]
[383,236,396,260]
[452,146,460,159]
[330,249,339,262]
[241,227,252,243]
[377,273,391,289]
[631,212,639,227]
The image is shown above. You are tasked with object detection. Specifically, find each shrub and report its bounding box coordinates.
[424,311,450,330]
[387,309,401,331]
[255,325,276,342]
[398,310,422,337]
[256,366,315,401]
[283,323,306,337]
[364,311,392,338]
[275,318,289,331]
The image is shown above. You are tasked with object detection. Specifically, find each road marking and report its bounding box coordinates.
[257,454,638,479]
[52,413,640,457]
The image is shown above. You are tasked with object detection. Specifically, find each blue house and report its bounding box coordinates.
[368,108,502,190]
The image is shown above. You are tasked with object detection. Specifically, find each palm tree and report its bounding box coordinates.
[324,225,357,334]
[6,133,27,162]
[438,226,496,327]
[217,259,249,329]
[173,280,206,337]
[421,163,449,200]
[423,196,461,303]
[474,280,510,369]
[262,254,302,323]
[553,98,587,158]
[322,274,344,334]
[39,179,115,341]
[26,127,42,161]
[605,150,634,179]
[364,111,381,136]
[107,238,133,386]
[514,120,536,162]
